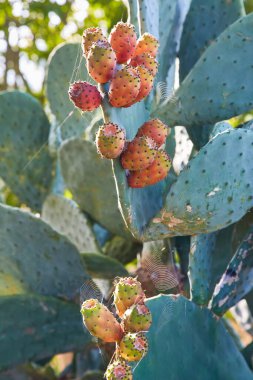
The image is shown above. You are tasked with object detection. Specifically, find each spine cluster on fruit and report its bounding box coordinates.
[68,22,172,188]
[80,277,152,380]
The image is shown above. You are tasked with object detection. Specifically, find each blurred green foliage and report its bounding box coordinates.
[0,0,126,100]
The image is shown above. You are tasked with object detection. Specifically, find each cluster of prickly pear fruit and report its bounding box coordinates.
[68,22,171,188]
[95,118,172,188]
[69,23,158,112]
[80,277,152,380]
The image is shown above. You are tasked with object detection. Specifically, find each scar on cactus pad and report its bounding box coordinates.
[68,23,171,188]
[80,277,152,379]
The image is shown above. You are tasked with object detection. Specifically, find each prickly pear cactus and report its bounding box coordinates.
[1,0,253,378]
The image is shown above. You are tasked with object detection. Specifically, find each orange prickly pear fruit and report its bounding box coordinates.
[87,40,117,83]
[105,359,133,380]
[68,81,102,112]
[122,302,152,332]
[134,33,159,57]
[119,332,148,361]
[109,22,137,63]
[96,123,126,159]
[120,136,157,171]
[113,277,145,317]
[82,27,107,57]
[81,299,123,343]
[136,118,170,147]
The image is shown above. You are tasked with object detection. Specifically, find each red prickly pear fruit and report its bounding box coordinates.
[130,53,158,76]
[105,359,133,380]
[96,123,126,159]
[109,22,137,63]
[68,81,102,112]
[119,332,148,362]
[87,40,117,84]
[82,27,107,57]
[134,33,159,57]
[113,277,145,317]
[127,150,172,188]
[108,66,141,108]
[136,118,170,147]
[122,303,152,333]
[120,136,157,171]
[80,299,123,343]
[134,66,154,103]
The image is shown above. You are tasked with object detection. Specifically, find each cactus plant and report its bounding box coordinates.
[1,0,253,378]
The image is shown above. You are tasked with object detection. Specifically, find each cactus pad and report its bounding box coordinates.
[42,194,99,253]
[144,128,253,240]
[59,138,130,238]
[0,294,90,371]
[134,295,252,379]
[0,204,88,299]
[0,91,52,210]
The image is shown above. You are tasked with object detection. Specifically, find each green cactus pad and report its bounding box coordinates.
[42,194,99,253]
[210,225,253,316]
[0,91,53,210]
[134,295,253,379]
[81,253,128,279]
[179,0,244,149]
[59,138,131,238]
[179,0,245,81]
[143,128,253,239]
[46,42,100,142]
[0,204,88,299]
[126,0,139,33]
[157,13,253,127]
[0,294,90,371]
[189,225,235,306]
[137,0,191,84]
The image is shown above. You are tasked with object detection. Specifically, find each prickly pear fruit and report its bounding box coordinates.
[105,359,133,380]
[120,136,157,171]
[96,123,126,159]
[109,22,137,63]
[82,27,107,57]
[136,119,170,147]
[113,277,145,317]
[68,81,102,111]
[122,303,152,333]
[108,66,141,108]
[127,150,172,188]
[87,40,117,83]
[135,66,154,103]
[119,332,148,361]
[81,299,123,343]
[134,33,159,57]
[130,53,158,76]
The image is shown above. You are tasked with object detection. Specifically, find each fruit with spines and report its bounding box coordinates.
[130,53,158,76]
[68,81,102,111]
[105,359,133,380]
[127,150,172,188]
[119,332,148,361]
[87,40,117,83]
[82,27,107,57]
[80,298,123,342]
[122,302,152,332]
[120,136,157,171]
[134,33,159,57]
[108,66,141,108]
[113,277,145,317]
[109,22,137,63]
[96,123,126,159]
[135,66,154,103]
[136,119,170,147]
